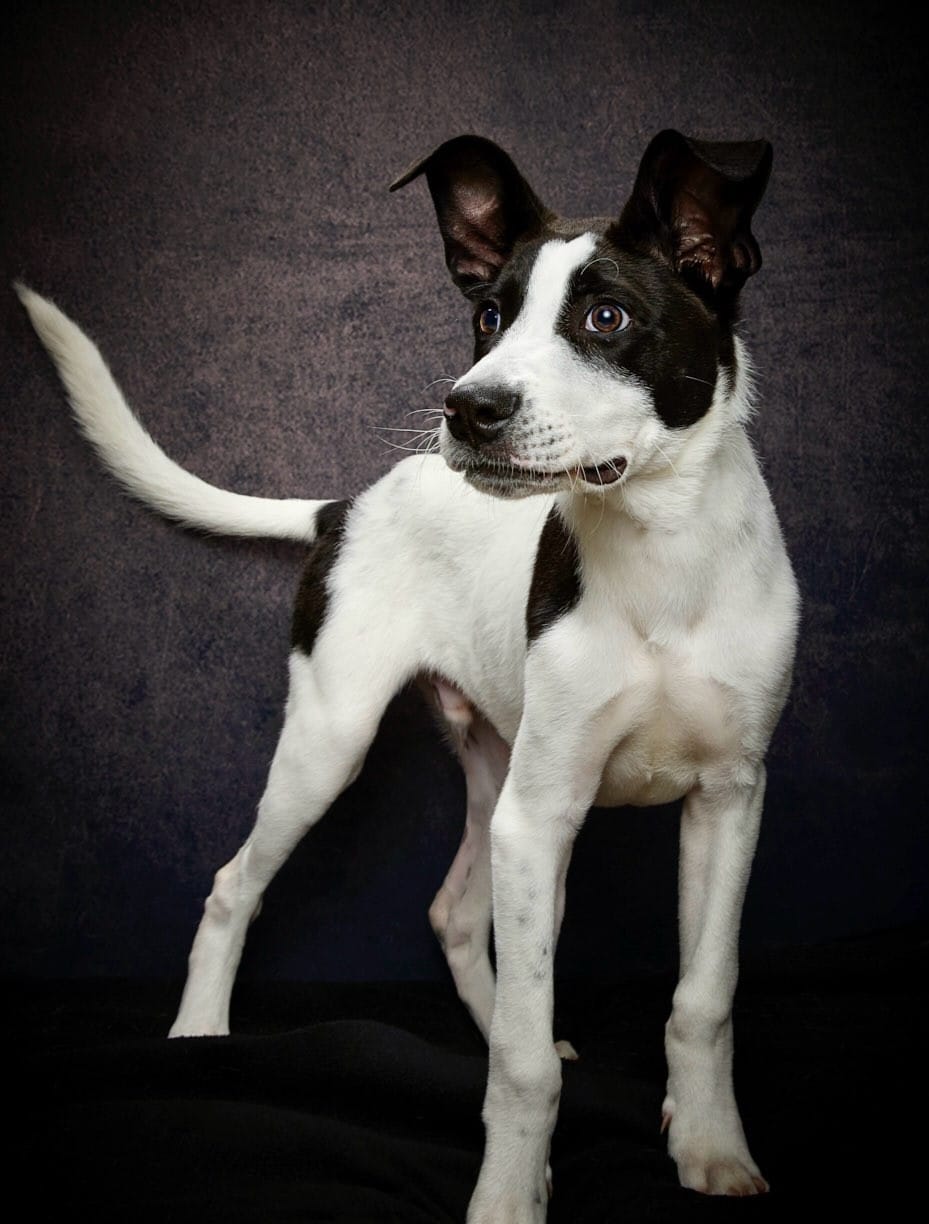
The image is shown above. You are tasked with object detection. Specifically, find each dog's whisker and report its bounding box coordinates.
[653,442,681,480]
[422,377,458,393]
[605,458,624,484]
[374,430,440,455]
[373,428,442,454]
[375,426,440,435]
[384,444,433,456]
[593,488,607,533]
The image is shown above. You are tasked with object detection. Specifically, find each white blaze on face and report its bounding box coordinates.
[450,231,658,489]
[508,233,597,343]
[458,234,597,389]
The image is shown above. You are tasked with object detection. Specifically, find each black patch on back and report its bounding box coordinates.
[291,499,351,655]
[526,508,581,642]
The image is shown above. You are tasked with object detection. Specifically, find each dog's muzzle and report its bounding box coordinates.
[444,384,519,448]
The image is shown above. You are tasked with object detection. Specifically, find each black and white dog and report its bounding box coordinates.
[18,129,799,1221]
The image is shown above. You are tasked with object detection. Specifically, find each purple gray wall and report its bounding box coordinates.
[2,0,926,979]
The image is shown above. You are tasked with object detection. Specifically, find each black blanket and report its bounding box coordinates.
[8,927,922,1221]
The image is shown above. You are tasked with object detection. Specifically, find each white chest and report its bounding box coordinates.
[592,638,743,806]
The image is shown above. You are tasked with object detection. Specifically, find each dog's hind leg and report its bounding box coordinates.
[427,683,509,1040]
[169,636,410,1038]
[426,682,578,1062]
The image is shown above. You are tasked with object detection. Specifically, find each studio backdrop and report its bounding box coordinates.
[1,0,926,981]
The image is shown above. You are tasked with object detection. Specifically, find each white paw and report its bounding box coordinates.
[553,1039,578,1060]
[663,1100,768,1196]
[678,1154,769,1197]
[167,1021,229,1038]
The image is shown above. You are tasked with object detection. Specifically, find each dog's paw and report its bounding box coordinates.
[553,1039,578,1060]
[677,1154,769,1197]
[663,1098,768,1196]
[167,1020,229,1039]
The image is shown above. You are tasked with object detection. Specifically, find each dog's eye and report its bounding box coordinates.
[477,303,501,335]
[584,302,631,334]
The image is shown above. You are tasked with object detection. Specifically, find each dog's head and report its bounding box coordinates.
[391,131,771,500]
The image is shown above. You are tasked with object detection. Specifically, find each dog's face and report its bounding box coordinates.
[392,132,771,499]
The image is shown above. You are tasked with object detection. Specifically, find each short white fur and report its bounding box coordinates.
[17,224,799,1221]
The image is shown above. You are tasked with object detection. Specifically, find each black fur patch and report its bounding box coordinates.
[471,225,730,430]
[526,508,581,641]
[563,234,723,428]
[291,500,351,655]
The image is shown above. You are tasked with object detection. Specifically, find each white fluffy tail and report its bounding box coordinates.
[16,285,332,542]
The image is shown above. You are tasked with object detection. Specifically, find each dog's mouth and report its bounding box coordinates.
[461,455,627,496]
[571,458,627,486]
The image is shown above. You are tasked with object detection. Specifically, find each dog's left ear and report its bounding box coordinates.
[613,130,772,303]
[390,135,552,296]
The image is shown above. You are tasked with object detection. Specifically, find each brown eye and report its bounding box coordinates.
[584,302,631,334]
[478,303,500,335]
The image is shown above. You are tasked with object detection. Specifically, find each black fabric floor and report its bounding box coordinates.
[8,928,923,1222]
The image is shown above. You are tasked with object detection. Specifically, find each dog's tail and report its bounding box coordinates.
[15,285,332,542]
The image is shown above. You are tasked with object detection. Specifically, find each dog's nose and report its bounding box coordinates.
[444,385,519,447]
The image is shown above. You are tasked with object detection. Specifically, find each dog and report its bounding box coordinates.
[18,128,799,1222]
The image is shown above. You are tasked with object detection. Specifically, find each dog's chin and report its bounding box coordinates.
[443,446,628,500]
[463,466,572,499]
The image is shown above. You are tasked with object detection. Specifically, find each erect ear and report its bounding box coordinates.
[390,135,552,296]
[613,130,772,303]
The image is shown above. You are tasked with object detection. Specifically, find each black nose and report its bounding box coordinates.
[444,385,519,447]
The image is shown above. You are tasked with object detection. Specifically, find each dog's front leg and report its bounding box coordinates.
[664,766,769,1196]
[467,722,599,1224]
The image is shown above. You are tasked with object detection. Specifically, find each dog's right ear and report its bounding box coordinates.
[390,135,551,297]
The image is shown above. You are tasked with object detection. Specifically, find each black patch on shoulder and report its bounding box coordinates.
[526,508,581,642]
[291,499,351,655]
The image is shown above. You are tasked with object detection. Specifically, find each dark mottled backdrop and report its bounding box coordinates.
[1,0,926,981]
